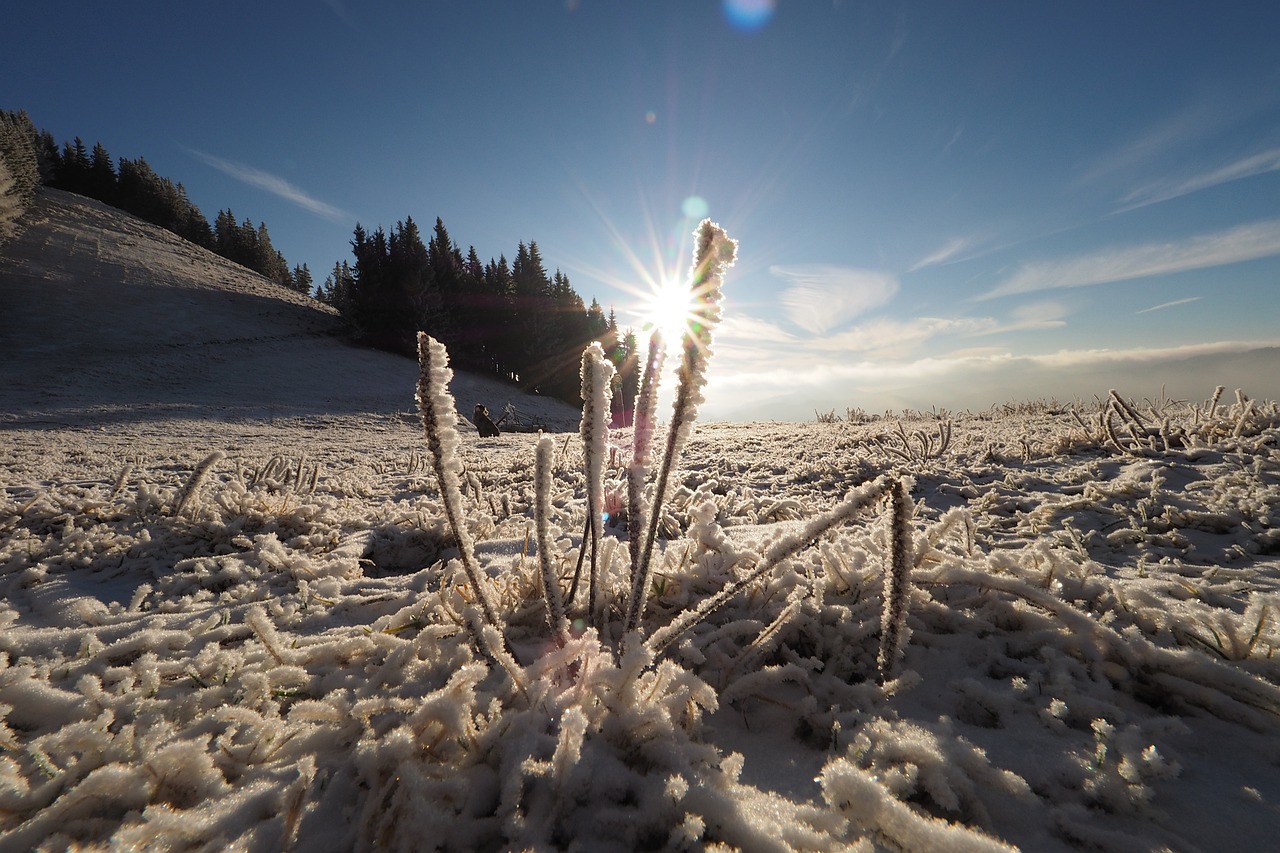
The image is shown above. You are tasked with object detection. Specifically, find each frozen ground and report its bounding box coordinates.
[2,192,1280,851]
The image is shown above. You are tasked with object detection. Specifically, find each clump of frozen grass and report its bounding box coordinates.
[871,420,953,464]
[415,221,924,680]
[1096,385,1276,456]
[645,472,914,682]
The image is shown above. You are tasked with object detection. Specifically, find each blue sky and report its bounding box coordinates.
[7,1,1280,419]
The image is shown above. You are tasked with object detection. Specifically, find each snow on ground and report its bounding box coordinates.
[3,192,1280,851]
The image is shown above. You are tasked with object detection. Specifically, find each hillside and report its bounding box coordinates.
[0,189,579,431]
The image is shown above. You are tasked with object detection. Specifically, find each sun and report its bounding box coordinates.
[638,275,700,345]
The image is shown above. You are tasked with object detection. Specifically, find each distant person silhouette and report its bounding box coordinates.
[474,403,501,437]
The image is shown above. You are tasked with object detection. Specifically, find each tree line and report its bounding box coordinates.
[0,110,313,294]
[319,217,642,409]
[2,107,643,412]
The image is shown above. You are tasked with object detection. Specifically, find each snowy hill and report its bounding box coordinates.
[0,188,579,431]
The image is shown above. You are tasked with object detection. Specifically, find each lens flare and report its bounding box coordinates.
[681,195,709,220]
[723,0,776,31]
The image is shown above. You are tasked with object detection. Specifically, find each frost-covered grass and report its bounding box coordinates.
[3,389,1280,850]
[5,197,1280,850]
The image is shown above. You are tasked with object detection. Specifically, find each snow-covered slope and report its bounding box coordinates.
[2,192,1280,851]
[0,189,579,430]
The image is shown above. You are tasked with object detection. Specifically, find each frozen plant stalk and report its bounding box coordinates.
[575,343,614,627]
[416,332,501,629]
[534,435,570,644]
[877,478,913,681]
[625,220,737,636]
[172,451,225,517]
[624,330,666,627]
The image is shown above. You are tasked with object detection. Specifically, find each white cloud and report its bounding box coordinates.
[977,220,1280,300]
[771,265,898,334]
[970,301,1069,335]
[1077,101,1218,188]
[908,237,971,272]
[1119,146,1280,210]
[808,316,984,354]
[1136,296,1202,315]
[716,314,797,345]
[186,149,348,222]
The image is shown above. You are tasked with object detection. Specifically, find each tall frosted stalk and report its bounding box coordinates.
[534,435,570,645]
[575,341,615,628]
[622,330,666,631]
[876,477,913,681]
[625,219,737,636]
[416,332,500,630]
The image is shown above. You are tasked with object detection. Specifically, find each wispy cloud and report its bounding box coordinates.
[1135,296,1201,315]
[977,220,1280,300]
[717,314,798,345]
[186,148,348,222]
[720,301,1067,364]
[970,301,1069,335]
[1075,84,1278,188]
[771,265,898,334]
[808,316,983,354]
[909,237,972,272]
[1076,100,1219,188]
[941,123,964,156]
[1119,146,1280,210]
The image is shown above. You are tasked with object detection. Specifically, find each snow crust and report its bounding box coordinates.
[3,192,1280,850]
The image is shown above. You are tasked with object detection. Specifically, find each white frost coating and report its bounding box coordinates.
[820,758,1019,852]
[579,341,616,626]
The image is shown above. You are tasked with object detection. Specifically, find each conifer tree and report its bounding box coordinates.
[56,137,92,193]
[87,142,117,205]
[291,263,313,296]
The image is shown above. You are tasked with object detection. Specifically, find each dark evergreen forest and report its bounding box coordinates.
[1,108,642,412]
